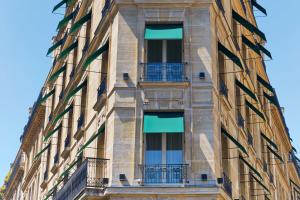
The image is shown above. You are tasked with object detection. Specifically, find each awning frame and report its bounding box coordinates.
[218,42,243,69]
[221,128,248,155]
[236,79,257,102]
[65,80,87,102]
[82,41,109,70]
[245,100,265,121]
[52,105,73,125]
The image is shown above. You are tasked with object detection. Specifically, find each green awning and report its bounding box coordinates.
[58,40,78,60]
[250,173,270,192]
[145,24,183,40]
[257,75,274,93]
[77,124,105,154]
[221,128,248,155]
[144,112,184,133]
[52,0,75,13]
[65,80,87,102]
[49,64,67,82]
[242,35,260,55]
[52,105,73,125]
[251,0,267,16]
[57,10,76,30]
[44,124,62,141]
[261,132,278,150]
[39,89,55,104]
[240,155,263,179]
[47,38,64,56]
[70,11,92,34]
[264,92,278,106]
[267,146,284,163]
[245,100,265,121]
[236,79,257,102]
[34,144,50,160]
[82,42,109,70]
[232,10,266,41]
[59,158,79,179]
[257,44,272,59]
[246,101,265,120]
[218,42,243,69]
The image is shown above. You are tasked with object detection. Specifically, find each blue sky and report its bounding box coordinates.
[0,1,299,184]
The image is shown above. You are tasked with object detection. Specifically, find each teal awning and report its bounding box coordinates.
[70,11,92,34]
[47,38,64,56]
[232,10,266,41]
[77,124,105,154]
[264,92,278,106]
[144,112,184,133]
[267,146,284,163]
[44,124,62,141]
[65,80,87,102]
[261,132,278,150]
[49,64,67,82]
[257,75,274,93]
[245,100,265,121]
[221,128,248,155]
[257,44,272,59]
[251,0,267,16]
[242,35,260,55]
[240,155,263,179]
[52,105,73,125]
[58,40,78,60]
[218,42,243,69]
[57,9,77,30]
[145,24,183,40]
[34,144,50,160]
[52,0,75,13]
[236,79,257,102]
[250,173,270,192]
[82,42,109,70]
[39,89,55,104]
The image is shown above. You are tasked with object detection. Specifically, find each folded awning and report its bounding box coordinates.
[70,11,92,34]
[257,75,274,93]
[242,35,260,55]
[47,39,64,56]
[52,105,73,125]
[251,0,267,16]
[59,158,80,179]
[34,144,50,160]
[39,89,55,104]
[245,100,265,121]
[232,10,266,41]
[264,92,278,106]
[57,9,77,30]
[58,40,78,59]
[44,124,62,141]
[49,64,67,82]
[236,79,257,102]
[250,173,270,192]
[145,24,183,40]
[218,42,243,69]
[82,41,109,70]
[52,0,75,13]
[65,80,87,102]
[77,124,105,154]
[144,112,184,134]
[257,44,272,59]
[221,128,248,155]
[261,132,278,150]
[267,146,284,162]
[239,155,263,179]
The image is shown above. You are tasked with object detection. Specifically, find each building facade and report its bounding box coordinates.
[4,0,300,200]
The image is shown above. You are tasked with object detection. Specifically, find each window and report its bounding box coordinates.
[221,133,230,174]
[219,52,228,97]
[232,20,239,47]
[67,107,73,148]
[79,83,87,129]
[239,160,246,199]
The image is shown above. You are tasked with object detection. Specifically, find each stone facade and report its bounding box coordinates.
[4,0,300,200]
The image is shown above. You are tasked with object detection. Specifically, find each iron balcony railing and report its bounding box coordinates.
[223,172,232,198]
[138,164,188,184]
[140,63,187,82]
[53,158,109,200]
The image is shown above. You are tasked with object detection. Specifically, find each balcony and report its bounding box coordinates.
[53,158,109,200]
[74,115,85,140]
[222,172,232,198]
[138,164,188,185]
[140,63,189,86]
[61,134,71,159]
[93,79,107,112]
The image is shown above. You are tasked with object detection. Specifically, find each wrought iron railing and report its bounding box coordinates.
[53,158,109,200]
[223,172,232,197]
[138,164,188,184]
[97,79,107,97]
[140,63,187,82]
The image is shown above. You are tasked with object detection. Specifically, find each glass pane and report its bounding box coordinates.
[147,40,163,63]
[167,40,182,63]
[166,133,183,164]
[145,133,162,165]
